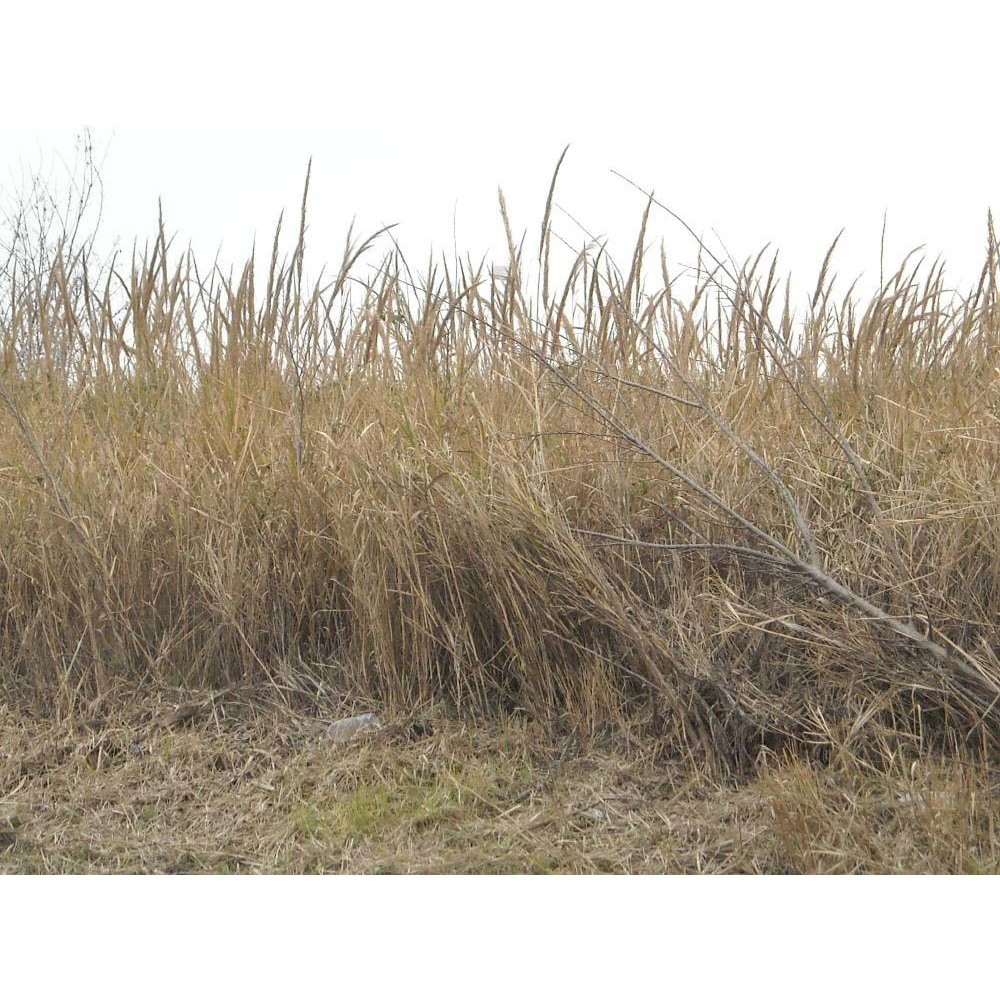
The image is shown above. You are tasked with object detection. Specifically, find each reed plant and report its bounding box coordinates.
[1,157,998,775]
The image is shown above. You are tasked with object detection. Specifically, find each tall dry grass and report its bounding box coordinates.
[1,159,998,774]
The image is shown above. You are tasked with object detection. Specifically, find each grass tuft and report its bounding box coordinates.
[1,161,999,870]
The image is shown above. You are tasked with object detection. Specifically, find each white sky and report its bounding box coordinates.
[2,1,999,307]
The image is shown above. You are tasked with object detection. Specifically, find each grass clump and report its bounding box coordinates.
[0,153,998,793]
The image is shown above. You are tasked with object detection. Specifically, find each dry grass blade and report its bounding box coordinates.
[0,155,998,785]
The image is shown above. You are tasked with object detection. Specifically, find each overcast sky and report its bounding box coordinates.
[2,1,998,306]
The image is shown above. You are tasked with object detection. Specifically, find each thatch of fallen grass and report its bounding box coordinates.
[3,690,998,874]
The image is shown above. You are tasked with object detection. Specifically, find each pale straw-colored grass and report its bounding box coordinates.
[1,157,998,781]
